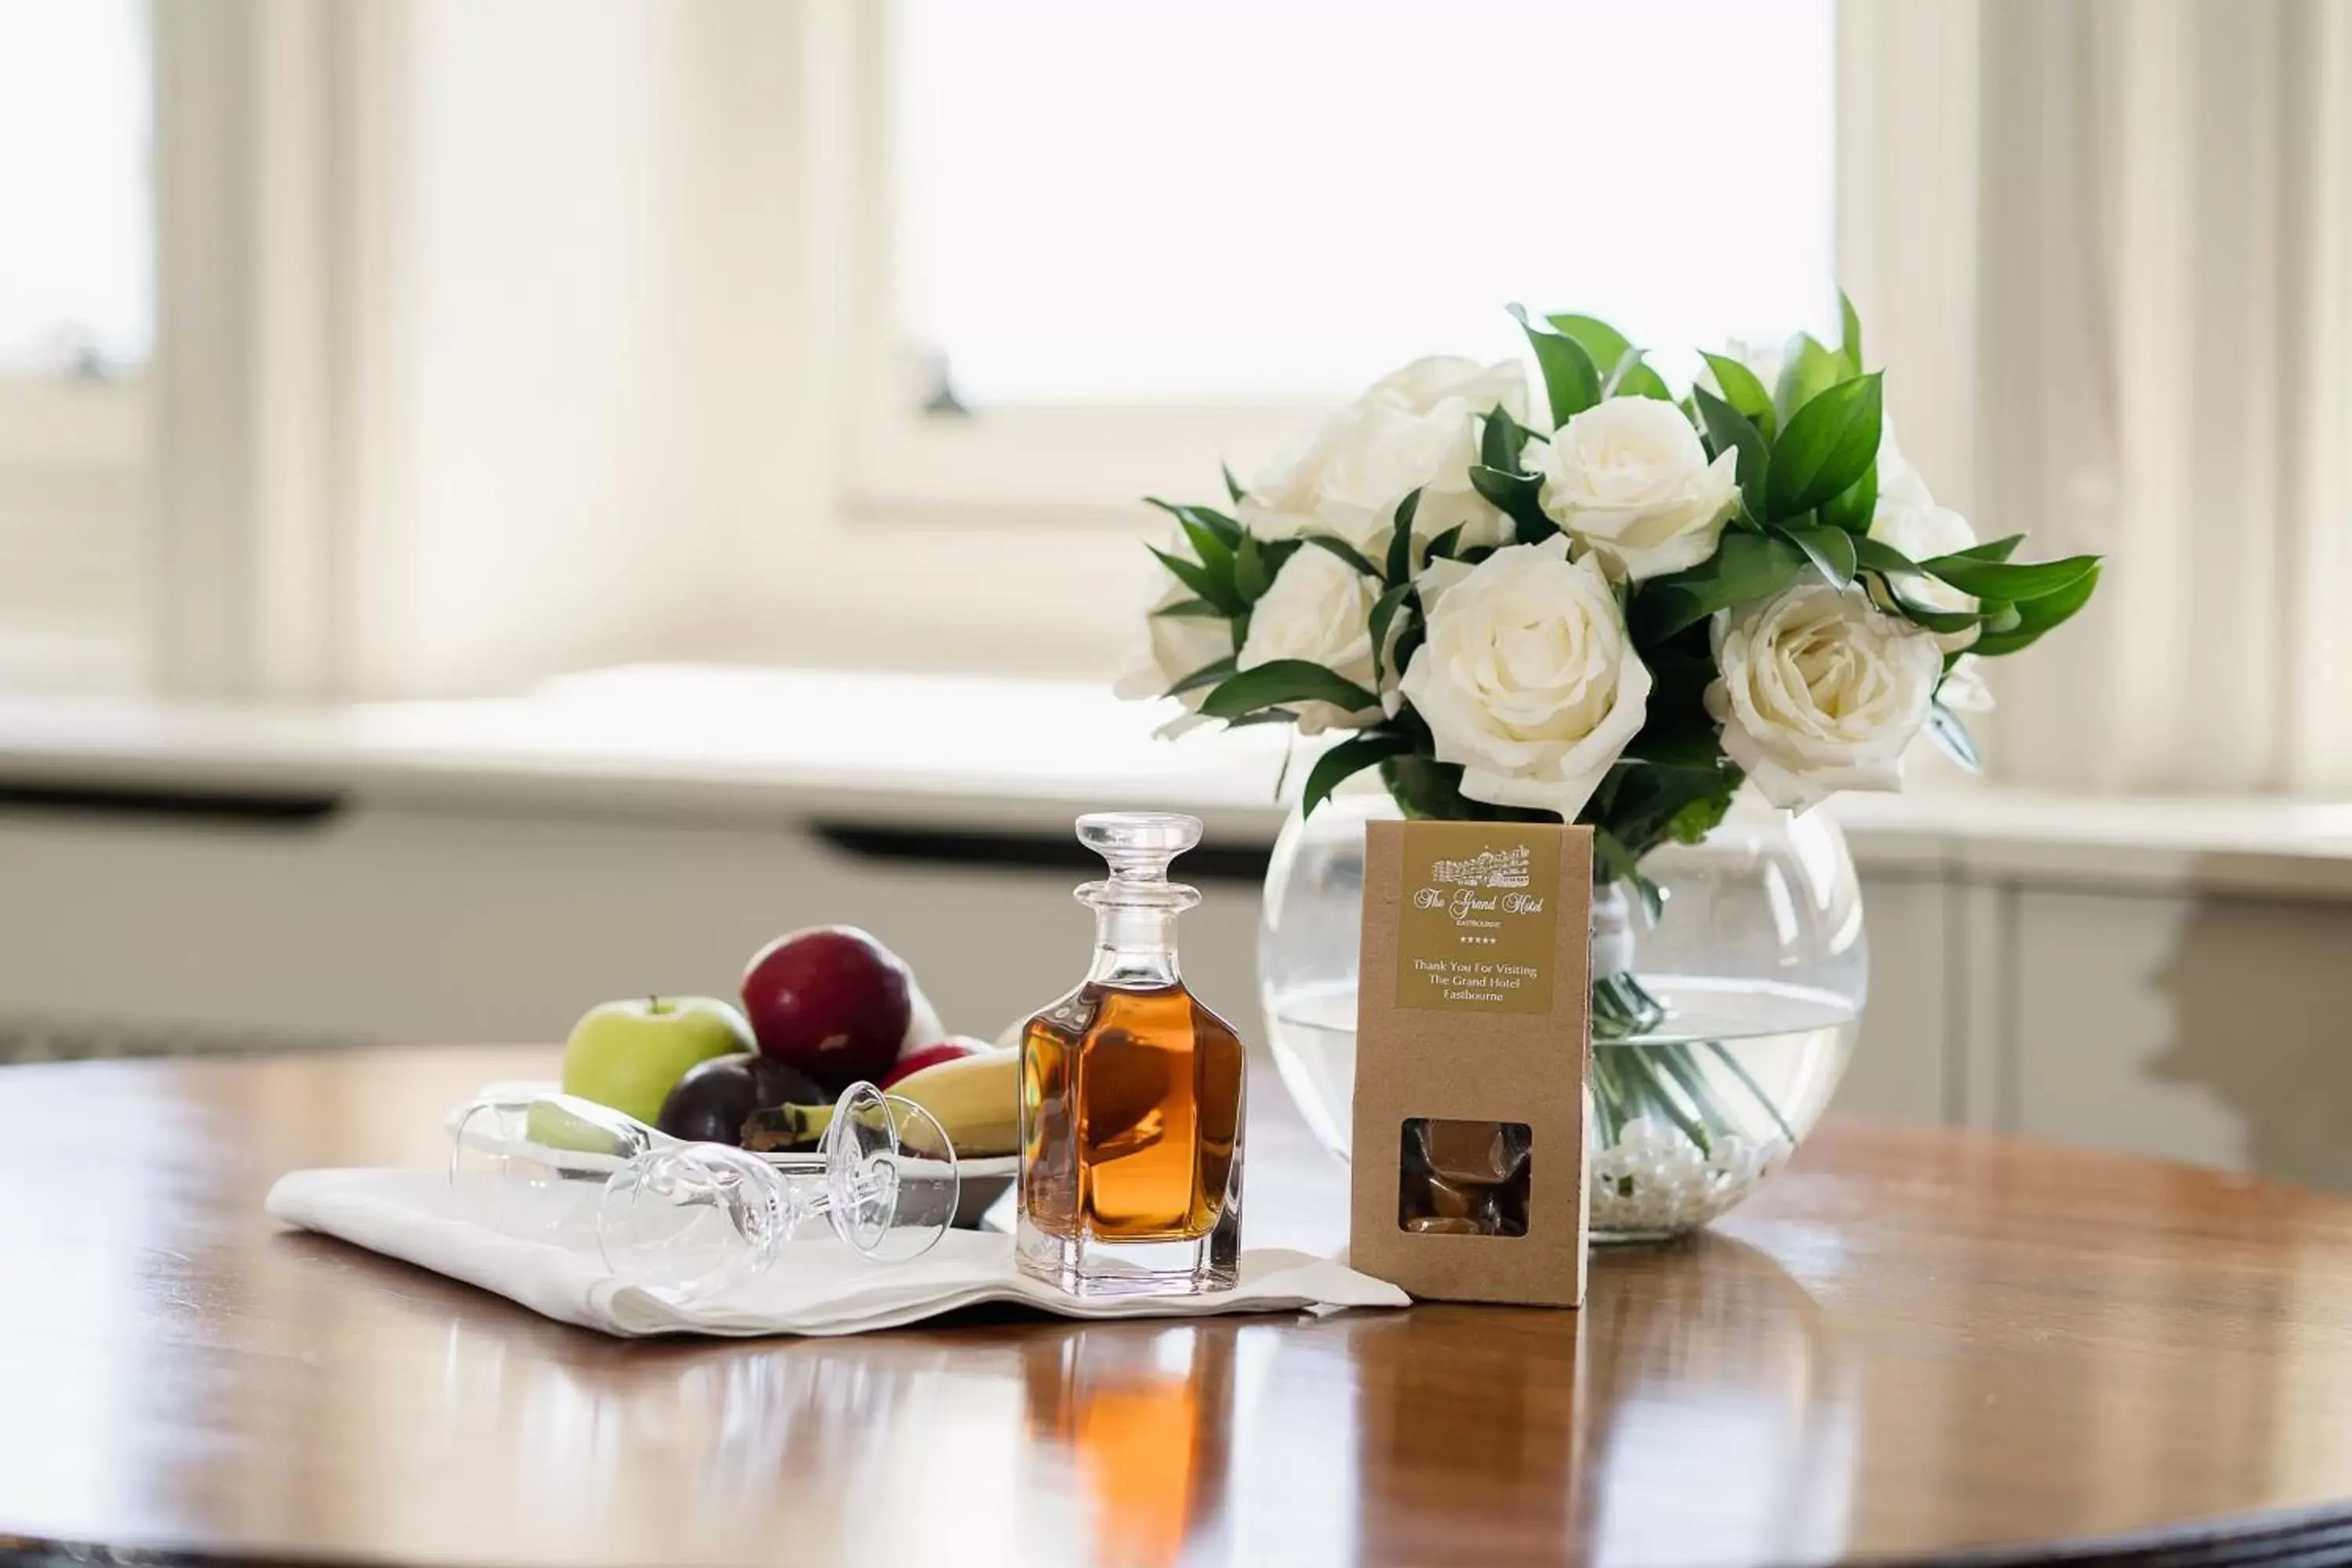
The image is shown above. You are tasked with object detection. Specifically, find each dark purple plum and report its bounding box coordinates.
[655,1053,826,1145]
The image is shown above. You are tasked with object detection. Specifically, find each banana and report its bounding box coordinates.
[887,1048,1020,1157]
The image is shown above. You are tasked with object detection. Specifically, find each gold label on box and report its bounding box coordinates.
[1393,822,1562,1016]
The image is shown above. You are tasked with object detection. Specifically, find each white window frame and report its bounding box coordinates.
[818,0,1981,534]
[815,0,1324,530]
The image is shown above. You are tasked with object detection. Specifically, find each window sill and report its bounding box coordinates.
[0,665,2344,900]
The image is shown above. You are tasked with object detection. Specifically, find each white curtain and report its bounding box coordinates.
[1962,0,2352,793]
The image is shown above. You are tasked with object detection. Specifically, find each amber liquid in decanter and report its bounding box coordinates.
[1017,813,1245,1297]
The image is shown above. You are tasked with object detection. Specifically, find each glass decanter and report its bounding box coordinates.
[1018,811,1245,1297]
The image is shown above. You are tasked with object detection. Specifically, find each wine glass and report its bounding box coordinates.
[449,1081,960,1302]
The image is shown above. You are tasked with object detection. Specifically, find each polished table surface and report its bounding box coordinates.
[6,1046,2352,1568]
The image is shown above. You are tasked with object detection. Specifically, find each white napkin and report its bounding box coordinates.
[266,1167,1407,1338]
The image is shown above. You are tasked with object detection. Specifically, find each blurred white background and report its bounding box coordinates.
[895,0,1836,405]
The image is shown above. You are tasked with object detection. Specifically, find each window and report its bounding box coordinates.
[0,0,150,378]
[0,0,151,692]
[867,0,1838,517]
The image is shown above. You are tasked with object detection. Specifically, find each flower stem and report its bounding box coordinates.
[1704,1040,1798,1142]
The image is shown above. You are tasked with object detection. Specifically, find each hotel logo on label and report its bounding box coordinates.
[1428,845,1531,890]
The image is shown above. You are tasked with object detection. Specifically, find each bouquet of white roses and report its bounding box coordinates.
[1125,296,2096,871]
[1121,297,2099,1161]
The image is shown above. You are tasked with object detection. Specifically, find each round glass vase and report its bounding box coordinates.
[1258,783,1865,1243]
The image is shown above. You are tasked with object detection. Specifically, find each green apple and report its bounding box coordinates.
[560,995,753,1126]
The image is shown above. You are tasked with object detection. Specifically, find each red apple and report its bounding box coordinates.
[880,1035,994,1090]
[740,926,913,1092]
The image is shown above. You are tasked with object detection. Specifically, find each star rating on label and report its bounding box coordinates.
[1459,935,1500,946]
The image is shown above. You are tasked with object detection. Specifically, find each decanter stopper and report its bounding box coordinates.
[1074,811,1203,912]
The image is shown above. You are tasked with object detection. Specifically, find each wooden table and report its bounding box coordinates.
[5,1046,2352,1567]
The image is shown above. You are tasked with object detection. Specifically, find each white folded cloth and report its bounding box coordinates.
[265,1167,1407,1338]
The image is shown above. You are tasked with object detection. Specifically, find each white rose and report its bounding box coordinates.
[1112,532,1236,738]
[1867,481,1982,654]
[1707,582,1944,811]
[1240,355,1530,554]
[1236,546,1383,735]
[1398,535,1650,819]
[1534,397,1740,581]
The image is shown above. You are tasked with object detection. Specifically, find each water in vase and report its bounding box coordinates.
[1264,975,1858,1240]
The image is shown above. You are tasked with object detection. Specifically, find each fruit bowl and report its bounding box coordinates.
[446,1082,1017,1232]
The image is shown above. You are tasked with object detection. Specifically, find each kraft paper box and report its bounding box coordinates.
[1349,818,1592,1308]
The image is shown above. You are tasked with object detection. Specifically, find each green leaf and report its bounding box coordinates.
[1479,404,1534,475]
[1815,461,1878,535]
[1425,524,1466,561]
[1143,497,1242,549]
[1303,535,1381,579]
[1692,383,1769,520]
[1767,372,1882,518]
[1512,511,1563,547]
[1940,533,2024,564]
[1926,700,1981,772]
[1147,545,1243,615]
[1152,597,1229,619]
[1839,289,1865,376]
[1622,726,1725,769]
[1612,359,1675,400]
[1220,463,1247,506]
[1853,536,1916,575]
[1509,303,1601,427]
[1468,463,1552,541]
[1632,533,1809,643]
[1666,786,1736,844]
[1367,581,1413,683]
[1782,523,1858,587]
[1469,463,1542,517]
[1232,532,1272,602]
[1388,611,1428,684]
[1698,351,1777,441]
[1300,733,1417,819]
[1546,314,1633,376]
[1163,655,1236,699]
[1176,516,1236,583]
[1919,551,2100,602]
[1385,488,1421,583]
[1197,659,1380,721]
[1971,561,2101,655]
[1773,334,1849,426]
[1606,352,1674,401]
[1878,583,1981,634]
[1546,315,1673,398]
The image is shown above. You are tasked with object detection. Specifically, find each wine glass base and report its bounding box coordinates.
[1014,1214,1240,1298]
